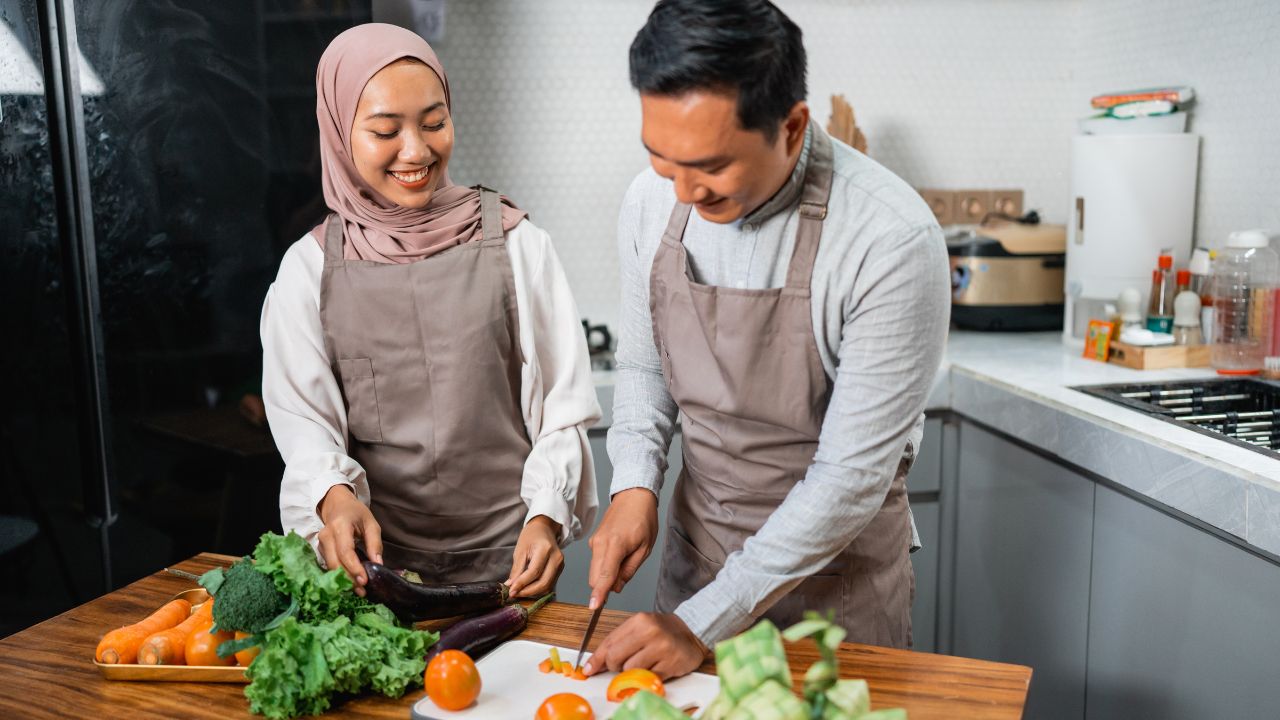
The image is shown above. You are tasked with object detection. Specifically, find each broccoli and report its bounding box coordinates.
[201,558,293,634]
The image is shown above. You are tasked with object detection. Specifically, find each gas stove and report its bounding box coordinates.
[1077,378,1280,460]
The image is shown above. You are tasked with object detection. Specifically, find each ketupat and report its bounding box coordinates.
[821,679,870,719]
[725,679,810,720]
[715,620,791,703]
[610,690,688,720]
[858,711,908,720]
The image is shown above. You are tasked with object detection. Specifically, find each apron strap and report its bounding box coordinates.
[323,213,344,265]
[476,185,504,243]
[663,200,694,246]
[785,127,835,291]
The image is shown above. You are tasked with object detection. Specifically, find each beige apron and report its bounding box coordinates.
[651,130,915,647]
[319,188,530,583]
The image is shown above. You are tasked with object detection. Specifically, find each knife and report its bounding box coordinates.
[573,602,605,671]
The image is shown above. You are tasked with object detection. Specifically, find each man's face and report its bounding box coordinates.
[640,89,804,224]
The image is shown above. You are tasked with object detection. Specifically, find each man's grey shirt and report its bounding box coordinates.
[608,124,950,644]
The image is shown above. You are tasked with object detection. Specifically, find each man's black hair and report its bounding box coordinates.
[629,0,807,141]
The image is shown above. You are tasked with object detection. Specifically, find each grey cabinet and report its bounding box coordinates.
[558,429,683,613]
[953,423,1094,720]
[907,417,943,652]
[1086,486,1280,720]
[908,500,940,652]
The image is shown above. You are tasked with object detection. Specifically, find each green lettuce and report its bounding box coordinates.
[237,532,438,719]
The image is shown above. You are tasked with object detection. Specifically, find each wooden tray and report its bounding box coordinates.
[94,587,249,683]
[94,661,247,683]
[1108,341,1210,369]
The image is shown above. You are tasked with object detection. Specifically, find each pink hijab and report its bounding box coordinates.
[313,23,526,263]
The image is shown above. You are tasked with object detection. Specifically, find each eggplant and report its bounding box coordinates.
[425,592,555,661]
[360,560,509,622]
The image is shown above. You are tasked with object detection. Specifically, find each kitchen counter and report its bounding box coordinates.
[0,553,1031,719]
[591,330,1280,559]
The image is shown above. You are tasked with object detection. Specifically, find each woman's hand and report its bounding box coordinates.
[506,516,564,598]
[316,484,383,597]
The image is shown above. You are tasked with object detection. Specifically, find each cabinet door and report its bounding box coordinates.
[909,500,940,652]
[557,430,682,613]
[1086,486,1280,720]
[954,424,1093,720]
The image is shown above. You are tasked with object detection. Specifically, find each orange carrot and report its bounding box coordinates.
[95,599,192,664]
[538,658,553,674]
[137,600,214,665]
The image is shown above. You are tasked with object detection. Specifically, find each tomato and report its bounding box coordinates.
[233,631,260,667]
[425,649,482,711]
[184,622,236,667]
[606,668,665,702]
[534,692,594,720]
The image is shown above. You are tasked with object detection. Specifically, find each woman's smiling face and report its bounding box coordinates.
[350,59,453,209]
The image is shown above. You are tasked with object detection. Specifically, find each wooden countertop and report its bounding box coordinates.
[0,553,1030,719]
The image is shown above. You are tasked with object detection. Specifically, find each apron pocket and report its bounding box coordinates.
[338,357,384,444]
[765,573,845,630]
[655,523,722,613]
[380,539,516,585]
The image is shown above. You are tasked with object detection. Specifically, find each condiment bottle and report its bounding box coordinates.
[1172,290,1202,346]
[1146,263,1174,333]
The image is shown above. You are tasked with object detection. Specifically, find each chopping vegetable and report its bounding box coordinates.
[586,0,948,680]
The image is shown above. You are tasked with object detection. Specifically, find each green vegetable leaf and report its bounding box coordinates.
[198,567,226,597]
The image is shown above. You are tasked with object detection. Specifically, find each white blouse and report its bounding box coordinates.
[261,218,601,554]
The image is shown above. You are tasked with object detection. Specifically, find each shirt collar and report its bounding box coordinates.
[740,122,814,229]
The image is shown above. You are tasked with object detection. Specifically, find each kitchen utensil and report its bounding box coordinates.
[573,603,604,671]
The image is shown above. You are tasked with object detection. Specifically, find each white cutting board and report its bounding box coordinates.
[410,640,719,719]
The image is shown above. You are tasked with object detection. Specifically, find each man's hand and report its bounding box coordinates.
[506,515,564,598]
[316,484,383,597]
[587,488,659,609]
[581,612,708,680]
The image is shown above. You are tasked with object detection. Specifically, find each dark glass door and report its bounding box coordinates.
[1,0,370,636]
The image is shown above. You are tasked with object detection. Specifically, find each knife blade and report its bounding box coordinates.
[573,602,605,671]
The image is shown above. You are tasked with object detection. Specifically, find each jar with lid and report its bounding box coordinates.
[1210,230,1280,374]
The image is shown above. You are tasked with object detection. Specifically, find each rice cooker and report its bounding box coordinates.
[948,219,1066,331]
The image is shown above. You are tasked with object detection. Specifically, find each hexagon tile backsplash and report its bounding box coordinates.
[380,0,1280,330]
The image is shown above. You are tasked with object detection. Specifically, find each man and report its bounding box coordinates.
[583,0,950,679]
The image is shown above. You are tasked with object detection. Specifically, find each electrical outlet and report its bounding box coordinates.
[991,189,1024,218]
[954,190,993,224]
[917,189,954,226]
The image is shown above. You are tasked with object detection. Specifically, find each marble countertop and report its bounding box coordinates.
[590,331,1280,558]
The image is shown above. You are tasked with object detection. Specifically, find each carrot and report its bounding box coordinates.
[137,600,214,665]
[95,599,192,664]
[538,658,553,674]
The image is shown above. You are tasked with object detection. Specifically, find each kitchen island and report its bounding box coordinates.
[587,330,1280,720]
[0,553,1030,719]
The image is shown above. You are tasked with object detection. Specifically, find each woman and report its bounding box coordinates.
[261,23,599,599]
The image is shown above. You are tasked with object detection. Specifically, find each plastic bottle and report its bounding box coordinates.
[1116,287,1144,338]
[1146,257,1174,333]
[1172,290,1202,346]
[1189,248,1214,342]
[1210,230,1280,374]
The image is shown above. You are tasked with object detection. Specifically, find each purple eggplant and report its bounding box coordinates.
[361,560,508,622]
[426,592,555,661]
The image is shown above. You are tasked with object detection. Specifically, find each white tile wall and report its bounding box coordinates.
[380,0,1280,329]
[1072,0,1280,251]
